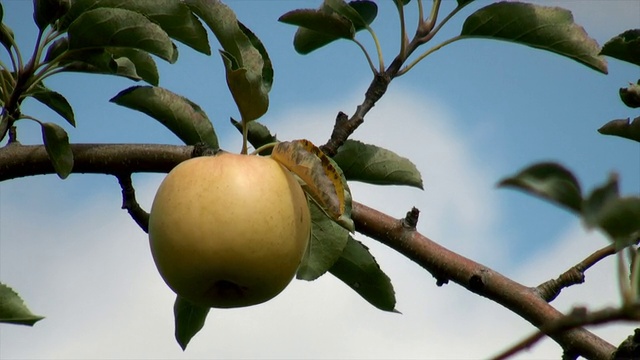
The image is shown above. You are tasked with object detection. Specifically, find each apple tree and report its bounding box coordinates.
[0,0,639,358]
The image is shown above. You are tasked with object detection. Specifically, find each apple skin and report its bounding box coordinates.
[148,153,311,308]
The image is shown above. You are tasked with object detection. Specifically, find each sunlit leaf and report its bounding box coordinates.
[41,122,73,179]
[110,86,218,149]
[67,8,176,63]
[230,117,277,154]
[326,0,376,29]
[297,200,349,281]
[0,283,45,326]
[59,0,210,54]
[329,236,396,311]
[237,21,273,93]
[220,50,268,122]
[333,140,423,189]
[498,162,582,213]
[173,296,209,350]
[272,139,346,221]
[460,2,608,74]
[598,117,640,143]
[31,89,76,126]
[600,29,640,67]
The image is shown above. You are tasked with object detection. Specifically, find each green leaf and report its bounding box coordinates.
[393,0,410,6]
[333,140,423,189]
[326,0,375,29]
[600,29,640,67]
[0,23,15,52]
[67,8,176,63]
[186,0,270,121]
[31,89,76,126]
[457,0,474,6]
[33,0,70,30]
[582,173,619,227]
[173,295,209,350]
[598,117,640,143]
[230,117,277,154]
[297,200,349,281]
[41,122,73,179]
[220,50,268,122]
[110,85,218,149]
[108,47,159,85]
[620,82,640,108]
[60,0,210,55]
[0,283,45,326]
[460,2,608,74]
[498,162,582,213]
[280,8,354,39]
[329,236,396,311]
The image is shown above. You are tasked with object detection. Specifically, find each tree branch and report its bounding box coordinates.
[116,173,150,233]
[0,142,618,359]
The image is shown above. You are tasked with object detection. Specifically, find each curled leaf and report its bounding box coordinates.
[600,29,640,67]
[272,139,345,222]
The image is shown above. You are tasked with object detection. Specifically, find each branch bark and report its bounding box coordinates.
[0,142,617,359]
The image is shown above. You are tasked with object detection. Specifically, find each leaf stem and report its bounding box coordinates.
[366,27,385,72]
[398,35,462,76]
[241,119,249,155]
[250,142,278,156]
[353,39,377,75]
[395,0,407,58]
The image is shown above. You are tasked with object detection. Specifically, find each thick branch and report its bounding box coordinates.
[0,142,617,359]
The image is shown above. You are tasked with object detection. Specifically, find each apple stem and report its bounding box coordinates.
[241,119,249,155]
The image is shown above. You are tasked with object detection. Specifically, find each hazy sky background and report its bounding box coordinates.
[1,0,639,359]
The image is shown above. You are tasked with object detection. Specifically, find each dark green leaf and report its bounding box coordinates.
[600,29,640,67]
[582,173,619,225]
[109,47,159,85]
[393,0,410,6]
[591,197,640,244]
[349,1,378,25]
[60,0,210,55]
[457,0,474,6]
[33,0,70,30]
[230,117,277,154]
[67,8,176,63]
[460,2,608,74]
[280,8,354,55]
[598,117,640,143]
[173,295,209,350]
[297,200,349,281]
[110,85,218,149]
[44,36,69,63]
[0,283,45,326]
[31,89,75,126]
[498,162,582,213]
[329,236,396,311]
[0,23,15,52]
[280,0,377,55]
[620,82,640,108]
[333,140,423,189]
[41,122,73,179]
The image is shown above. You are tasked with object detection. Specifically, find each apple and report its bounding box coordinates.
[148,153,311,308]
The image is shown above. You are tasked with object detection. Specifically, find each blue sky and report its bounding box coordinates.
[1,1,639,358]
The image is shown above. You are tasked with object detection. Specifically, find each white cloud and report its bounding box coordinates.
[0,88,635,359]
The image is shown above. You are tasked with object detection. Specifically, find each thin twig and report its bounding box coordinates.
[537,241,639,302]
[116,173,150,233]
[491,304,640,360]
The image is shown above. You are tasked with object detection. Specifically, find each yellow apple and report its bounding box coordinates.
[148,153,311,308]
